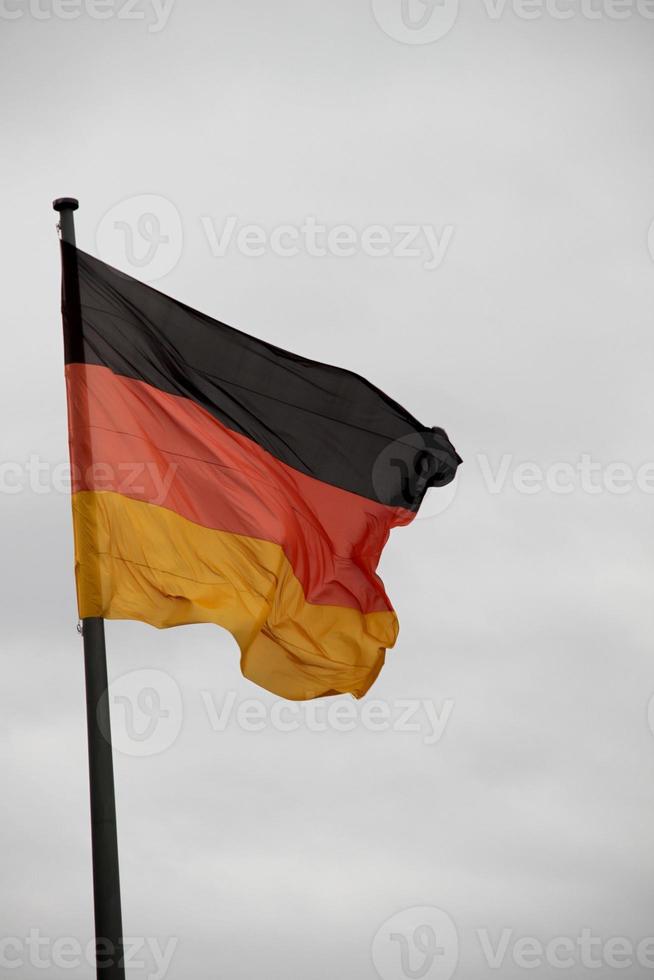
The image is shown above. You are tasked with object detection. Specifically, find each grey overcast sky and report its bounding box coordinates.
[2,1,654,977]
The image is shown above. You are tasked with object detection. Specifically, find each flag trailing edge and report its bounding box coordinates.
[61,242,461,701]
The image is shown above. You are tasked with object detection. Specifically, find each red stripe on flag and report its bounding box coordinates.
[66,363,414,614]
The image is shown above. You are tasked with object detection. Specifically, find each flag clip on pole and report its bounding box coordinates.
[53,198,126,979]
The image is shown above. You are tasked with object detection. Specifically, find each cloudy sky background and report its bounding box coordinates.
[2,0,654,977]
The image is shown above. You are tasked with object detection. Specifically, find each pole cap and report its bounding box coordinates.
[53,197,79,212]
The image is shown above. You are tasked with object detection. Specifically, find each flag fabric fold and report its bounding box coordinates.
[61,243,461,700]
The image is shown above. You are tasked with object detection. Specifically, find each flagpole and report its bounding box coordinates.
[53,198,125,979]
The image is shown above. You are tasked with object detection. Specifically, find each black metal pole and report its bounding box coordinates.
[53,198,125,978]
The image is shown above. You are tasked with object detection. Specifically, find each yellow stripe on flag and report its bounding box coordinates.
[72,490,398,700]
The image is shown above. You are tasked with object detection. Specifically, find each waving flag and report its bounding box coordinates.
[61,243,461,700]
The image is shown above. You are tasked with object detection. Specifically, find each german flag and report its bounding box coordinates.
[60,243,461,700]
